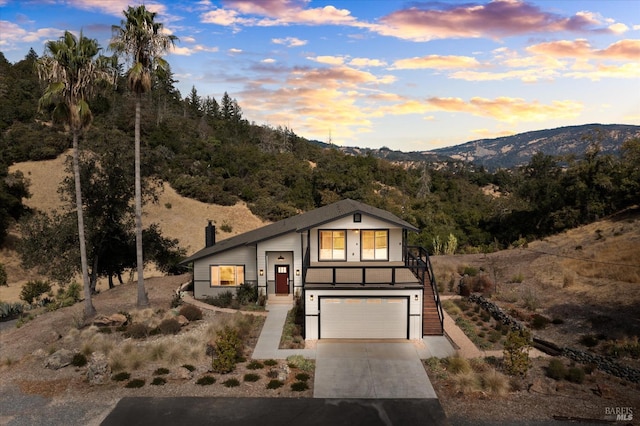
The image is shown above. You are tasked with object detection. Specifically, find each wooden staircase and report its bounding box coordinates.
[423,284,444,335]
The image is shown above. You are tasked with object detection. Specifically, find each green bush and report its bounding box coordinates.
[295,372,310,382]
[179,304,203,321]
[566,367,585,384]
[125,323,150,339]
[244,373,260,382]
[263,359,278,366]
[158,318,181,335]
[0,263,7,286]
[196,376,216,385]
[205,291,234,308]
[462,266,479,276]
[266,379,283,389]
[546,359,567,380]
[19,280,51,305]
[112,372,131,382]
[286,355,314,372]
[125,379,145,388]
[211,326,243,374]
[151,377,166,386]
[182,364,196,372]
[503,329,532,376]
[153,367,170,375]
[246,360,264,370]
[579,334,599,348]
[531,314,551,330]
[71,353,87,367]
[0,302,24,320]
[222,378,240,387]
[236,282,258,305]
[291,381,309,391]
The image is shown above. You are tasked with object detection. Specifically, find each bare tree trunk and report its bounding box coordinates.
[73,131,96,319]
[135,95,149,307]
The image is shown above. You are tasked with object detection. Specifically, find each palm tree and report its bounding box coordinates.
[110,5,177,307]
[37,31,108,319]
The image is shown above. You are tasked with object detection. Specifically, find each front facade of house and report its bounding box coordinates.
[182,199,443,340]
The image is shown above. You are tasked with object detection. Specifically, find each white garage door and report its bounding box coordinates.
[320,297,408,339]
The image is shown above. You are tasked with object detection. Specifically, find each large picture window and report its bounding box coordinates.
[210,265,245,286]
[319,230,346,261]
[361,230,388,260]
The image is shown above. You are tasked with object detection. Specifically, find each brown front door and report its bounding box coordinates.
[275,265,289,294]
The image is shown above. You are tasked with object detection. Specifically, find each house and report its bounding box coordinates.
[180,199,443,340]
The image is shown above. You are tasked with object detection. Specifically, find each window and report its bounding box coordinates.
[319,230,346,261]
[361,230,388,260]
[210,265,245,286]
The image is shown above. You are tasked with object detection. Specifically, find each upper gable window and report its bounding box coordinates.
[361,230,388,260]
[319,230,346,261]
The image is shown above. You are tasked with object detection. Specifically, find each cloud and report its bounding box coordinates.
[307,55,345,65]
[171,44,219,56]
[272,36,307,47]
[0,20,62,48]
[68,0,167,17]
[370,0,623,42]
[425,96,583,122]
[392,55,481,70]
[348,57,387,68]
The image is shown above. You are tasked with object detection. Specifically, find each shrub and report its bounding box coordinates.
[510,273,524,283]
[452,371,480,394]
[182,364,196,372]
[446,356,471,374]
[291,381,309,392]
[71,353,87,367]
[0,263,6,286]
[470,275,493,295]
[263,359,278,366]
[151,377,166,386]
[125,379,145,388]
[266,379,283,389]
[112,372,131,382]
[546,359,567,380]
[154,367,170,375]
[480,369,509,396]
[19,280,51,305]
[295,372,310,382]
[488,330,502,343]
[179,305,203,321]
[0,302,24,320]
[503,329,532,376]
[531,314,550,330]
[520,286,540,311]
[211,326,243,374]
[205,291,235,308]
[158,318,182,335]
[125,323,150,339]
[246,360,264,370]
[286,355,314,372]
[461,266,479,276]
[244,373,260,382]
[196,376,216,385]
[236,282,258,305]
[580,334,599,348]
[222,378,240,388]
[551,318,565,325]
[267,369,279,379]
[566,367,585,384]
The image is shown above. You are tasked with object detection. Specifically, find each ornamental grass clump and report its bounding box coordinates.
[244,373,260,382]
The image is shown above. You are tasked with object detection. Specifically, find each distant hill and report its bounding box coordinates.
[315,124,640,170]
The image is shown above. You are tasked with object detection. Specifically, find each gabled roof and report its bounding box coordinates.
[180,199,419,265]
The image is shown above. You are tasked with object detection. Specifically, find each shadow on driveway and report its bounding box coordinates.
[101,397,449,425]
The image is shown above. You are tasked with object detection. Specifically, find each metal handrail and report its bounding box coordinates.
[406,246,444,334]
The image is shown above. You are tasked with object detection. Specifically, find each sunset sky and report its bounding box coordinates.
[1,0,639,151]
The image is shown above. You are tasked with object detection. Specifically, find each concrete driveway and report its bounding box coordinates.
[313,341,438,399]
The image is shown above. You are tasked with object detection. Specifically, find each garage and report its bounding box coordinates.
[319,297,408,339]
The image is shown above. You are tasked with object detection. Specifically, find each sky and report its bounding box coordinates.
[1,0,639,151]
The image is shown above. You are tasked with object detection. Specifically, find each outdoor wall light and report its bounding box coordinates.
[414,294,419,301]
[259,269,264,276]
[277,255,285,261]
[310,294,314,301]
[296,269,300,276]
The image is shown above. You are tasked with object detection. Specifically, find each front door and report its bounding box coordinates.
[275,265,289,294]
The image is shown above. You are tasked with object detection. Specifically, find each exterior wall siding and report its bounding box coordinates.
[193,245,257,299]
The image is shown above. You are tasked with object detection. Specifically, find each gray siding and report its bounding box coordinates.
[193,245,257,299]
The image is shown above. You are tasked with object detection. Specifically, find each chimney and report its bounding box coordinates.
[205,220,216,248]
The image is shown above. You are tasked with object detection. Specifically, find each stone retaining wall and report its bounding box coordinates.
[467,294,640,383]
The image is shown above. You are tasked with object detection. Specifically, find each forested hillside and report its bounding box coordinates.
[1,48,639,266]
